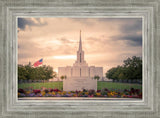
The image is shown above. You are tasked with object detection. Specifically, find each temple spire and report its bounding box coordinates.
[74,30,87,66]
[79,30,82,51]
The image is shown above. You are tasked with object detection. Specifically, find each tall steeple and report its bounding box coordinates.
[79,30,82,51]
[73,30,88,66]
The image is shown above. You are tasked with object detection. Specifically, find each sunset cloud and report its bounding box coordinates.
[18,18,47,30]
[18,17,142,75]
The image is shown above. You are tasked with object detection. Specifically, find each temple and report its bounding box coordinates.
[58,31,103,91]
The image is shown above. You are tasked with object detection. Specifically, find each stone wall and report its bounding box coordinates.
[63,77,97,91]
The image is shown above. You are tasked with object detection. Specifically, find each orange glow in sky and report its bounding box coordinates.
[18,17,142,74]
[53,55,76,59]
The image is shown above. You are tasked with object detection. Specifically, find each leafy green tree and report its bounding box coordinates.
[37,66,46,82]
[60,75,67,80]
[123,56,142,81]
[25,65,36,81]
[93,75,100,80]
[60,75,64,80]
[18,65,28,80]
[44,65,56,79]
[18,63,57,82]
[106,56,142,83]
[106,67,119,82]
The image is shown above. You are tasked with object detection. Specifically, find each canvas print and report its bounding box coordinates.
[18,18,142,99]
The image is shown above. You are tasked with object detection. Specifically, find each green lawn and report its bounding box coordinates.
[97,81,142,90]
[18,81,142,91]
[18,82,63,90]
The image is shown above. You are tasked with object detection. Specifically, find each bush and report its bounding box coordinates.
[88,89,95,95]
[33,89,41,94]
[18,88,25,93]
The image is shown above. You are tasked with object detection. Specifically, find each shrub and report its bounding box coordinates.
[88,89,95,96]
[33,89,41,94]
[52,88,60,92]
[97,90,101,93]
[18,88,25,93]
[44,89,49,93]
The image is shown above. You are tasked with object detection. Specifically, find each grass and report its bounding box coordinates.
[18,82,63,90]
[18,81,142,91]
[97,81,142,90]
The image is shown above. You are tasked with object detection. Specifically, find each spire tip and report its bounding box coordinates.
[79,30,82,51]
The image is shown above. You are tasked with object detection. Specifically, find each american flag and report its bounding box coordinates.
[33,58,43,67]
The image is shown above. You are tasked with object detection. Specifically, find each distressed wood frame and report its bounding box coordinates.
[0,0,159,118]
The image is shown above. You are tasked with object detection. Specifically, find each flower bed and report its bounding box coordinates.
[18,87,142,98]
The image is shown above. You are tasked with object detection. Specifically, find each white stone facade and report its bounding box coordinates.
[58,31,103,91]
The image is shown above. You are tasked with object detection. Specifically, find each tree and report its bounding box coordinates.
[106,67,120,82]
[93,75,100,80]
[59,75,67,90]
[18,64,57,82]
[105,56,142,83]
[60,76,64,80]
[123,56,142,82]
[18,65,28,81]
[105,67,116,80]
[60,75,67,80]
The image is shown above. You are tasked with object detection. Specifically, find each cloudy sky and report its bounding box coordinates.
[18,17,142,75]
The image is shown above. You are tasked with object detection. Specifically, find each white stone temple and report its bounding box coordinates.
[58,31,103,91]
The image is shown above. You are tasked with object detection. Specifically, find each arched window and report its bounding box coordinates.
[71,68,72,76]
[80,53,81,63]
